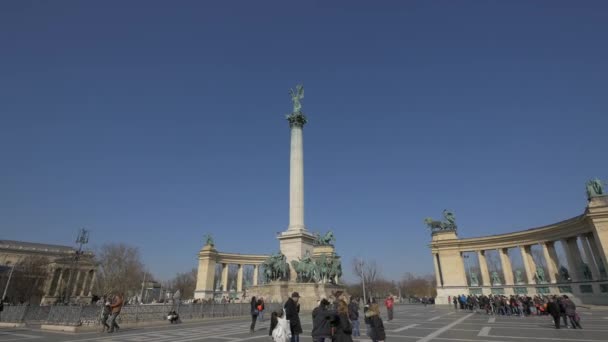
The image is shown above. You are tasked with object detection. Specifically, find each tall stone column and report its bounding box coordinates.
[288,118,305,232]
[520,246,535,284]
[236,264,244,293]
[499,248,514,285]
[221,264,229,292]
[253,265,259,286]
[477,251,491,286]
[580,234,600,280]
[279,101,316,281]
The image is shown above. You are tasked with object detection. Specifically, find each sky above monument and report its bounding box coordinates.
[1,1,607,283]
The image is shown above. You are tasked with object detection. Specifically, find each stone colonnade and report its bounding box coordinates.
[430,196,608,305]
[194,245,268,300]
[41,266,96,304]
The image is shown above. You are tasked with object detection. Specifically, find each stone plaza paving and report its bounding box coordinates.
[1,304,607,342]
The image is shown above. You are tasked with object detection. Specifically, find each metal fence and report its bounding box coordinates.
[0,302,283,326]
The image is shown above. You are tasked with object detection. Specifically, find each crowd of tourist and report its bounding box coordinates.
[450,293,583,329]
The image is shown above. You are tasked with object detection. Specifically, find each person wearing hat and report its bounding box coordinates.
[284,292,303,342]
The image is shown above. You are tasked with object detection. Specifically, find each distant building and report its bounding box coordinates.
[0,240,96,305]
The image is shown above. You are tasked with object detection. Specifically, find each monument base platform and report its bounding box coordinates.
[247,282,345,310]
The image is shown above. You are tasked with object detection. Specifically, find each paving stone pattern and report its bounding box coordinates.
[1,304,607,342]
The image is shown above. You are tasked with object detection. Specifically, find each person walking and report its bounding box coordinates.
[546,297,561,329]
[384,295,394,321]
[453,296,458,310]
[348,297,360,337]
[250,296,259,333]
[332,300,353,342]
[257,297,266,322]
[100,299,111,332]
[285,292,303,342]
[312,299,333,342]
[562,296,582,329]
[107,292,124,333]
[366,303,385,342]
[363,300,372,338]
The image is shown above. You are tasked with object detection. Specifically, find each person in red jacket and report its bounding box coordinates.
[384,296,394,321]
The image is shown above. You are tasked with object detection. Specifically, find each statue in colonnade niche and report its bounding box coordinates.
[491,271,501,285]
[535,268,546,283]
[582,263,593,280]
[469,272,479,286]
[514,269,524,284]
[586,178,605,199]
[559,266,571,281]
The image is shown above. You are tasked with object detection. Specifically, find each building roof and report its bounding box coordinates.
[0,239,77,254]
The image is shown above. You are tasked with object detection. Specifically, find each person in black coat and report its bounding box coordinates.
[312,299,334,342]
[366,303,385,342]
[285,292,303,342]
[331,300,353,342]
[250,296,259,333]
[546,297,561,329]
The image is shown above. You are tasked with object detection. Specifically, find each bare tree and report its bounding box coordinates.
[352,258,381,301]
[95,243,146,296]
[167,268,197,299]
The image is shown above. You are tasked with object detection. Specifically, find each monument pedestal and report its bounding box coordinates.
[278,230,316,281]
[247,281,344,310]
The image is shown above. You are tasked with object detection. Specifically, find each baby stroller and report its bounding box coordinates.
[167,310,180,324]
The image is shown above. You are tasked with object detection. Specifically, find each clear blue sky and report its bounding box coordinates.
[1,1,607,283]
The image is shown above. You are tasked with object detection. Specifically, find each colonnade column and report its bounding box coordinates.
[87,271,96,296]
[43,268,56,296]
[432,254,442,287]
[221,264,229,292]
[499,248,514,285]
[477,251,491,286]
[541,242,558,283]
[80,272,89,296]
[587,233,607,278]
[520,246,535,284]
[54,269,64,296]
[253,265,259,286]
[564,238,582,281]
[72,270,82,296]
[236,264,244,293]
[580,234,600,280]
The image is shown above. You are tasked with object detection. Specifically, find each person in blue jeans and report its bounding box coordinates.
[348,297,360,337]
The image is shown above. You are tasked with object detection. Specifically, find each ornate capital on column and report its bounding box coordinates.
[287,112,307,128]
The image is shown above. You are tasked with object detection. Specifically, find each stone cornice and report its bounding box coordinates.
[430,214,592,252]
[207,252,270,265]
